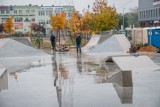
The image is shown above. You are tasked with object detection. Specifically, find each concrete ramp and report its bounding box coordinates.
[97,34,112,44]
[116,35,131,52]
[82,34,101,52]
[88,34,131,53]
[108,56,159,71]
[0,38,48,57]
[0,68,8,91]
[0,38,10,48]
[12,37,32,46]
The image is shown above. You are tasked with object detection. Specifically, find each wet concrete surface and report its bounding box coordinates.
[0,50,160,107]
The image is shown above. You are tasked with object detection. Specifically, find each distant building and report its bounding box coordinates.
[0,4,75,35]
[138,0,160,27]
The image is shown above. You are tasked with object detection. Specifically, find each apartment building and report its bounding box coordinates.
[0,4,75,35]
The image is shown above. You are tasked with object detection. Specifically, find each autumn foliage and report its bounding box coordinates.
[50,11,66,31]
[91,0,118,32]
[68,0,118,35]
[4,16,15,34]
[68,11,82,35]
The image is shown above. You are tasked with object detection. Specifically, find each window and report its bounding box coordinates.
[26,10,29,14]
[14,10,17,14]
[46,11,49,16]
[49,11,52,15]
[19,10,22,14]
[46,20,50,24]
[151,9,153,17]
[31,18,35,22]
[6,10,10,14]
[156,8,158,17]
[46,11,52,16]
[146,10,148,18]
[31,10,35,13]
[1,18,6,22]
[38,11,45,16]
[38,20,45,25]
[14,17,23,22]
[140,11,142,18]
[1,10,4,14]
[143,11,145,18]
[153,9,155,17]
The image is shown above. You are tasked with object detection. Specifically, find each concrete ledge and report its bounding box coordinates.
[0,68,7,78]
[0,68,8,90]
[105,55,159,71]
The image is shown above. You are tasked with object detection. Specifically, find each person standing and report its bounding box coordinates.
[76,33,82,54]
[50,33,56,50]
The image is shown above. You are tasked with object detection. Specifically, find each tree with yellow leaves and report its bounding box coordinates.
[4,16,15,34]
[50,11,66,45]
[81,11,92,39]
[91,0,118,33]
[68,11,82,36]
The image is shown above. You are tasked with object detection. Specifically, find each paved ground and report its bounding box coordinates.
[0,38,160,107]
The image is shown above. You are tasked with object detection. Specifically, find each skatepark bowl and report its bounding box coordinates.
[0,51,160,107]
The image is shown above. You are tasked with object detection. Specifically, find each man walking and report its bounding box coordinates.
[76,33,82,54]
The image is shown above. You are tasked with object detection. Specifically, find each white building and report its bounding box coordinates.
[0,4,75,35]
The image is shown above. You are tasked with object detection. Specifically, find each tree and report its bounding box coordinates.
[127,7,139,27]
[30,23,44,34]
[50,11,66,45]
[30,23,45,48]
[0,24,4,33]
[91,0,118,33]
[4,16,15,34]
[116,13,128,30]
[81,11,92,34]
[68,11,81,36]
[116,7,139,30]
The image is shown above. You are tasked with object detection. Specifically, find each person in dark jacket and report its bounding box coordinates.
[76,33,82,54]
[50,33,56,50]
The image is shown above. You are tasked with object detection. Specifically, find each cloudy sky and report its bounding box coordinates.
[0,0,138,13]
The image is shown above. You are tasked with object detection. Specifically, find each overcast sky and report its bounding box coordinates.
[0,0,138,13]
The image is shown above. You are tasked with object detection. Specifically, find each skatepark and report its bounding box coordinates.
[0,34,160,107]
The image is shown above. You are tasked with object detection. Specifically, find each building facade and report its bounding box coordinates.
[138,0,160,27]
[0,4,75,35]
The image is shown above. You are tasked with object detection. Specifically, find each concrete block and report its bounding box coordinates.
[0,68,8,90]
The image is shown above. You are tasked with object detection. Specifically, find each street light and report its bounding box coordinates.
[123,8,125,31]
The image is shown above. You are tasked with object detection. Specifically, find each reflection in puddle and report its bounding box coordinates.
[10,72,18,81]
[52,52,133,107]
[52,52,74,107]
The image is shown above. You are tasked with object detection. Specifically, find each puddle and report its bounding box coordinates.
[0,52,160,107]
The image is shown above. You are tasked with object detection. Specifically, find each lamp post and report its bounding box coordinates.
[123,8,125,31]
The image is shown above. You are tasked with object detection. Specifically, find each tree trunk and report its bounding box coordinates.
[58,29,60,46]
[61,29,65,40]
